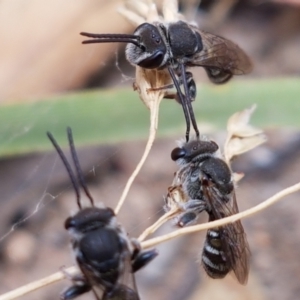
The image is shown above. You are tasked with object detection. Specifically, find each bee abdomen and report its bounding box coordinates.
[201,229,230,279]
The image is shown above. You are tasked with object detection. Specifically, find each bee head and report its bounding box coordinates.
[126,23,168,69]
[65,207,115,233]
[171,140,219,163]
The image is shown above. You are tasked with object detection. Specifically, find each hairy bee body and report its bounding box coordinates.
[47,129,157,300]
[81,19,252,141]
[165,137,250,284]
[64,206,157,300]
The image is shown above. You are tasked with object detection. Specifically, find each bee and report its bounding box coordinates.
[165,137,250,284]
[47,127,158,300]
[80,20,252,141]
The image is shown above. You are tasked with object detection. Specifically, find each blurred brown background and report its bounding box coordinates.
[0,0,300,300]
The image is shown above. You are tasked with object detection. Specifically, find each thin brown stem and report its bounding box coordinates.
[0,267,78,300]
[115,97,160,214]
[141,182,300,248]
[138,208,179,241]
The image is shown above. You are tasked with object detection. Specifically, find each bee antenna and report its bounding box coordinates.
[67,127,95,207]
[47,131,82,210]
[80,32,141,47]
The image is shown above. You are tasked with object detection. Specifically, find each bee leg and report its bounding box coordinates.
[177,72,196,101]
[129,239,158,272]
[148,72,196,101]
[178,199,207,226]
[132,248,158,272]
[179,64,200,139]
[60,267,92,300]
[178,211,198,227]
[167,66,191,142]
[184,199,207,212]
[60,280,91,300]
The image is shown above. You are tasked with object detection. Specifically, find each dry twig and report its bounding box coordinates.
[138,207,179,241]
[142,182,300,248]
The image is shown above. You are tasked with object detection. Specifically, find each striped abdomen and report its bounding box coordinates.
[201,229,230,279]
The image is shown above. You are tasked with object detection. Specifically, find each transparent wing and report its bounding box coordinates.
[102,283,139,300]
[80,270,139,300]
[77,265,104,300]
[102,242,140,300]
[190,31,253,75]
[202,177,250,284]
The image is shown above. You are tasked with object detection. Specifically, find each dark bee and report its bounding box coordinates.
[47,127,157,300]
[165,137,250,284]
[80,20,252,142]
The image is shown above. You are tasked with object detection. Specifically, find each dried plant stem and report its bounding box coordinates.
[115,98,160,214]
[142,182,300,248]
[138,208,179,241]
[0,267,77,300]
[1,182,299,300]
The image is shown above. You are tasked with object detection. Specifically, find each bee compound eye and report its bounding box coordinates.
[171,147,186,161]
[64,216,76,229]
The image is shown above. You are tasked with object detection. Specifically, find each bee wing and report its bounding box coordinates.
[202,178,250,284]
[102,247,140,300]
[191,31,253,75]
[102,281,139,300]
[76,266,104,300]
[78,263,139,300]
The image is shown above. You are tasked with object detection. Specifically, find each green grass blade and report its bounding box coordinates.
[0,78,299,157]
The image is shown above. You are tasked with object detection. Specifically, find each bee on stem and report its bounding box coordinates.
[165,137,250,284]
[47,127,157,300]
[80,19,252,141]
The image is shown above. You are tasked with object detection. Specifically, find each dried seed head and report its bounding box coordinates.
[225,104,267,163]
